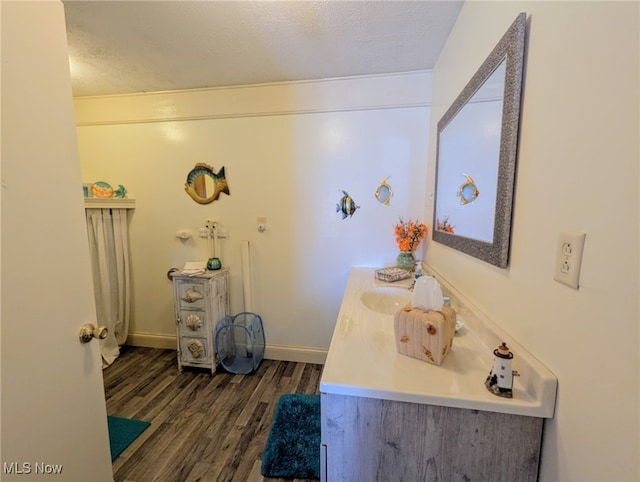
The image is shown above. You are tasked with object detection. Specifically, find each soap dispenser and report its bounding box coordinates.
[414,261,423,280]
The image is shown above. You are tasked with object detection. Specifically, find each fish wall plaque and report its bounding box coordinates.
[185,163,230,204]
[336,190,360,219]
[374,176,393,205]
[113,184,127,198]
[91,181,113,198]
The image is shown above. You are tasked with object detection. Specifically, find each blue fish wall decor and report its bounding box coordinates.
[336,190,360,219]
[457,173,480,205]
[374,176,393,205]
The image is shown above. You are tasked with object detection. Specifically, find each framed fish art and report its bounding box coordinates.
[184,163,230,204]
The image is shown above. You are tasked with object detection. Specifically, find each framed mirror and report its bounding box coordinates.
[433,13,526,268]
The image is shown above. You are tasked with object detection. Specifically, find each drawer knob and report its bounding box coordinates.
[185,314,203,330]
[181,288,203,303]
[187,339,204,358]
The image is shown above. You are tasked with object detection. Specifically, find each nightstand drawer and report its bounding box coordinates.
[178,310,207,334]
[176,280,206,310]
[179,335,210,364]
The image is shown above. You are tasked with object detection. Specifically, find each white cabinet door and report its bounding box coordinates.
[1,2,112,480]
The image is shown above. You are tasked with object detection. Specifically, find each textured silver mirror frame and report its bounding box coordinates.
[432,12,526,268]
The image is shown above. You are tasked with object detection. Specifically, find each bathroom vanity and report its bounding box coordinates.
[171,269,230,374]
[319,267,557,481]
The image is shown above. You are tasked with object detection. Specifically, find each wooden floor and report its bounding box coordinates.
[104,346,322,482]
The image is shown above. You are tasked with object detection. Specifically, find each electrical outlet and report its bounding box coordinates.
[553,233,586,289]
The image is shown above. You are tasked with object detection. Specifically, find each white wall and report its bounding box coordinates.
[424,2,639,481]
[75,73,431,361]
[1,1,113,478]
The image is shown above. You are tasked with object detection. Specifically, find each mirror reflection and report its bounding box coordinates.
[432,13,526,268]
[435,61,506,243]
[192,174,216,199]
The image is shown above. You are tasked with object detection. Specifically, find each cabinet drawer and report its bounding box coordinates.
[179,335,210,364]
[176,280,207,310]
[178,310,207,334]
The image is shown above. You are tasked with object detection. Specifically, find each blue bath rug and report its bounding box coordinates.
[261,394,321,479]
[107,415,150,461]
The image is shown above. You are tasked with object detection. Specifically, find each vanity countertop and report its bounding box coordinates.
[319,267,558,418]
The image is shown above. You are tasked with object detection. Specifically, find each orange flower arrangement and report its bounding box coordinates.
[436,217,455,234]
[394,218,428,253]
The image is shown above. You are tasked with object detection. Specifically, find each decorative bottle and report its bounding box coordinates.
[414,261,423,280]
[485,342,514,398]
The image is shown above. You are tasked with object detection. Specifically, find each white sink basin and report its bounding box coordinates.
[322,268,559,419]
[360,286,411,315]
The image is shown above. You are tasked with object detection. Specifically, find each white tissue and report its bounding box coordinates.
[412,276,444,311]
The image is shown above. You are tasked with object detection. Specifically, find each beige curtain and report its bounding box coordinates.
[85,208,131,367]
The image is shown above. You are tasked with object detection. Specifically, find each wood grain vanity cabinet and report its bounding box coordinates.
[321,393,543,481]
[320,268,556,482]
[171,269,230,374]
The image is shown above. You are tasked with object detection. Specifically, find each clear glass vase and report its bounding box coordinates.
[396,251,415,271]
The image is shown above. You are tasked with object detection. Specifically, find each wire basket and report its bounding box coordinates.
[215,312,265,374]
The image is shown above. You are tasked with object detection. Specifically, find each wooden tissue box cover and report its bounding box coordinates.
[394,306,456,366]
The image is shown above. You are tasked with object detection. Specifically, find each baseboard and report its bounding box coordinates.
[264,344,327,364]
[125,333,327,364]
[125,332,176,350]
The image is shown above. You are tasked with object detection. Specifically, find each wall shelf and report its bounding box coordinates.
[84,198,136,209]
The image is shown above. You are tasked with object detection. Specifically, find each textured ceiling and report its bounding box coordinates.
[63,1,463,97]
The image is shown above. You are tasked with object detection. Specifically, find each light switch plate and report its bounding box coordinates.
[553,233,586,289]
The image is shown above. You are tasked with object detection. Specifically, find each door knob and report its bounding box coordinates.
[79,323,108,344]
